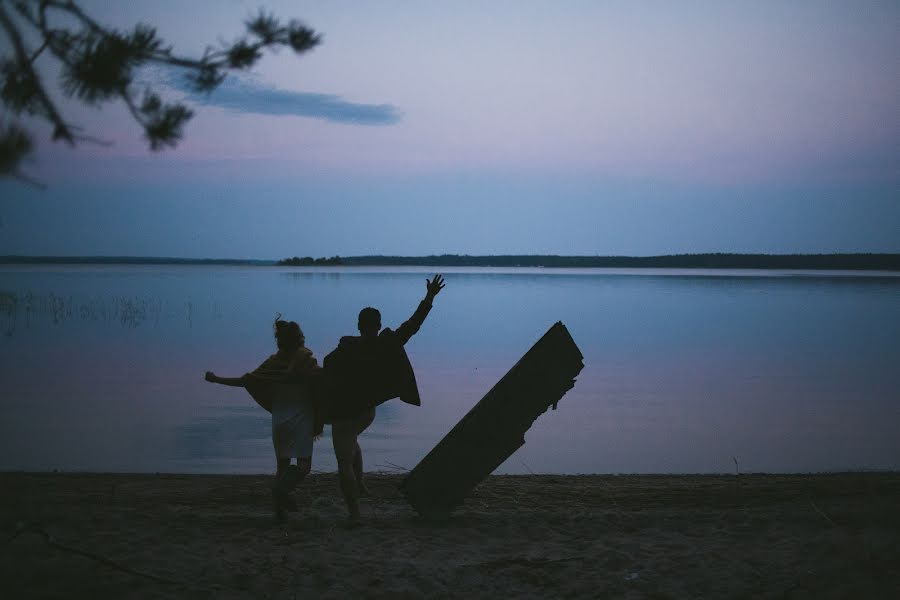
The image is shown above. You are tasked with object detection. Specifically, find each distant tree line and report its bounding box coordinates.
[273,253,900,270]
[277,256,344,266]
[0,255,274,265]
[336,253,900,270]
[4,253,900,270]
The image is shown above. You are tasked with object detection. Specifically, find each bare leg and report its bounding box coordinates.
[332,408,375,521]
[296,456,311,480]
[279,457,310,503]
[353,441,369,496]
[274,458,293,520]
[333,425,361,521]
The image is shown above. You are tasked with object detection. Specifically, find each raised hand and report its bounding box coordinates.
[426,274,446,299]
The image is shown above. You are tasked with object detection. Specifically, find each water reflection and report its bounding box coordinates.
[0,289,228,335]
[281,271,345,281]
[173,402,402,473]
[175,407,269,461]
[0,291,15,337]
[1,266,899,474]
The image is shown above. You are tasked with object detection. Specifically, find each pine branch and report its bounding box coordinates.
[1,0,322,180]
[0,2,77,144]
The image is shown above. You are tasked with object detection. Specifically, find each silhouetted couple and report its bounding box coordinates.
[205,274,445,521]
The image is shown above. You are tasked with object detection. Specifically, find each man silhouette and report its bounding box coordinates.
[324,274,445,521]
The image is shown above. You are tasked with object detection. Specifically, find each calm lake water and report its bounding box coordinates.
[1,265,899,475]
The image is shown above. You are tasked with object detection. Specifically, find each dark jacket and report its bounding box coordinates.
[323,298,433,420]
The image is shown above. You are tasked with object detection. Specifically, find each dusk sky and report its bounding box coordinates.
[1,0,898,258]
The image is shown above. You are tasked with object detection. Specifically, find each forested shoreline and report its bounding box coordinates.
[3,253,899,270]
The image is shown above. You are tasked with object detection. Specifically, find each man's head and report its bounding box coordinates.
[357,307,381,338]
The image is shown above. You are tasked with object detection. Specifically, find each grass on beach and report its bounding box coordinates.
[2,472,899,599]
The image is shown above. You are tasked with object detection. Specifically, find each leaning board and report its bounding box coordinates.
[401,321,585,516]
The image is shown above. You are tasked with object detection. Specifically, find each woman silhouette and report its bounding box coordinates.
[205,316,321,520]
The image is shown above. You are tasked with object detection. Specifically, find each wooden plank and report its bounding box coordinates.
[401,321,585,516]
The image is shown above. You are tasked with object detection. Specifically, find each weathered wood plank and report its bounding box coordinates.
[401,321,584,516]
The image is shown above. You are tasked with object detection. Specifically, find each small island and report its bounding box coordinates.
[276,256,344,266]
[277,253,900,270]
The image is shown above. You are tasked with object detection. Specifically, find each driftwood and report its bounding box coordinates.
[401,321,584,516]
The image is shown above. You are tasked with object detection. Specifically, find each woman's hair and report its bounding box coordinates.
[273,313,303,352]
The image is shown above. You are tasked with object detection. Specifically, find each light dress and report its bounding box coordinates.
[270,382,315,459]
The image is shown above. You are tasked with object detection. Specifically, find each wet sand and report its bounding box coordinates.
[2,472,898,599]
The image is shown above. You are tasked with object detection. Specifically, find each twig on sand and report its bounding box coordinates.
[810,501,836,526]
[7,522,181,586]
[376,461,410,473]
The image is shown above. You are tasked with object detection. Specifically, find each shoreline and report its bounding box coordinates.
[3,472,899,598]
[4,469,899,475]
[3,252,900,271]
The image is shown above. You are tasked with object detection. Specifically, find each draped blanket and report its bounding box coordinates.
[243,347,325,436]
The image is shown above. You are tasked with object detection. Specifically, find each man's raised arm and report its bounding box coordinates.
[394,274,445,345]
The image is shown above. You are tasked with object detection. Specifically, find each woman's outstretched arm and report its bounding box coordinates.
[205,371,247,387]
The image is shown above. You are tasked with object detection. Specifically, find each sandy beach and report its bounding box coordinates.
[2,472,898,599]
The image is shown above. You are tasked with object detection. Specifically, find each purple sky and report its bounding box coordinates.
[1,1,898,257]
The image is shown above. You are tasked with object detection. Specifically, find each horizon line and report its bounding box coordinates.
[3,252,900,262]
